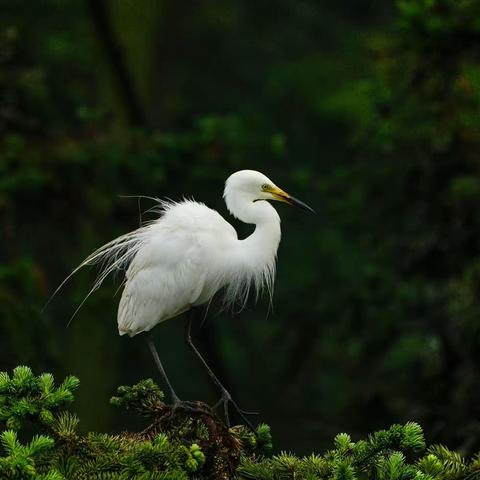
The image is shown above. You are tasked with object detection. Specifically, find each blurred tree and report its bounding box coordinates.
[1,0,480,456]
[285,0,480,452]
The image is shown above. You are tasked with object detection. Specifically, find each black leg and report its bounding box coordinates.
[185,309,257,431]
[147,334,180,405]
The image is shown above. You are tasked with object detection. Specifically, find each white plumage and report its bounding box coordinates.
[66,170,314,336]
[52,170,313,426]
[116,199,265,336]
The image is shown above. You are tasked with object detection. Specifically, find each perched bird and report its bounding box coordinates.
[59,170,313,427]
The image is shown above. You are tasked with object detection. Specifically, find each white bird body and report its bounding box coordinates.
[117,201,247,336]
[72,170,295,338]
[50,170,314,426]
[58,170,313,338]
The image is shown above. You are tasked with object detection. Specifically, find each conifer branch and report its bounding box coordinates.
[1,366,480,479]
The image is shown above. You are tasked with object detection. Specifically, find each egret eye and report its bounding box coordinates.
[261,184,269,190]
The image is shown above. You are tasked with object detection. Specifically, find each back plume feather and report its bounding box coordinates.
[44,199,176,323]
[46,197,278,321]
[222,255,276,312]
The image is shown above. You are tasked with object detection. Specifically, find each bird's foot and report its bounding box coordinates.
[213,389,259,433]
[171,397,214,417]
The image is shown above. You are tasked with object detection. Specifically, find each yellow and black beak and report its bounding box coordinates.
[268,186,315,214]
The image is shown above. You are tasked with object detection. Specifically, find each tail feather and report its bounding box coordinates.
[43,226,151,324]
[43,198,196,324]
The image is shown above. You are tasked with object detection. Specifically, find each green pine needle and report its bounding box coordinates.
[1,367,480,479]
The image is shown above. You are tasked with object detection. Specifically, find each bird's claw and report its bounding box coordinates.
[171,399,214,417]
[213,395,229,410]
[213,398,258,416]
[213,390,258,434]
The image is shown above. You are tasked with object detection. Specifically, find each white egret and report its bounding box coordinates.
[62,170,314,428]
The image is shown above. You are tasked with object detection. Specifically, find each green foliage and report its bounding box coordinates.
[2,367,480,479]
[422,445,467,479]
[0,367,270,479]
[397,0,480,38]
[289,0,480,450]
[237,422,480,480]
[2,0,480,460]
[0,366,79,431]
[0,430,60,480]
[110,379,165,418]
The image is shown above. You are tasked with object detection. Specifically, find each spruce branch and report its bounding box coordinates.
[1,367,480,479]
[0,430,60,479]
[110,379,166,418]
[0,367,79,432]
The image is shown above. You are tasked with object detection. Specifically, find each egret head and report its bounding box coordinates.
[224,170,315,217]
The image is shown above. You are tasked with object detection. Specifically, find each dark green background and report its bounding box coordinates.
[1,0,480,455]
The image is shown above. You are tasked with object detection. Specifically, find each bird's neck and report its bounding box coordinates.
[221,195,281,307]
[231,199,282,269]
[241,217,281,266]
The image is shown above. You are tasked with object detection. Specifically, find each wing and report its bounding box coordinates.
[117,233,204,336]
[117,200,237,336]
